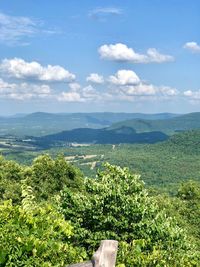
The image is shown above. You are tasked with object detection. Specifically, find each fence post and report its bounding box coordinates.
[93,240,118,267]
[67,240,118,267]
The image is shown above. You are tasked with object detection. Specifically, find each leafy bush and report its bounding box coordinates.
[0,182,86,267]
[0,156,22,203]
[60,163,199,266]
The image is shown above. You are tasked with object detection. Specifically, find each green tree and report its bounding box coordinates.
[0,154,84,203]
[60,163,199,266]
[25,154,84,200]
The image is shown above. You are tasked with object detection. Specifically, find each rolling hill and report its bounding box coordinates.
[28,112,200,147]
[0,112,179,137]
[109,112,200,134]
[32,126,168,147]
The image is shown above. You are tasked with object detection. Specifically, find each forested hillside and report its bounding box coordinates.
[25,112,200,148]
[33,127,168,147]
[2,130,200,195]
[110,112,200,134]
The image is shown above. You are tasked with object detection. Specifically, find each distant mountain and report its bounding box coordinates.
[32,126,168,147]
[31,112,200,147]
[8,113,28,118]
[0,112,179,137]
[109,112,200,135]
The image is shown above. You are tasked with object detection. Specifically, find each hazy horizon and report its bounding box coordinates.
[0,110,187,117]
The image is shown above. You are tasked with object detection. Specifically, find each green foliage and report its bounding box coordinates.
[177,181,200,247]
[60,163,198,266]
[0,182,86,266]
[24,154,84,200]
[1,152,199,265]
[0,154,84,202]
[0,156,22,203]
[152,181,200,256]
[178,180,200,200]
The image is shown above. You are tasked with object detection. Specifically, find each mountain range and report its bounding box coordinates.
[30,112,200,147]
[0,112,179,137]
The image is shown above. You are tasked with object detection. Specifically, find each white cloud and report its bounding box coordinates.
[159,86,179,96]
[106,70,180,101]
[0,78,52,100]
[86,73,104,84]
[183,90,200,100]
[108,70,140,85]
[121,84,157,96]
[0,58,75,82]
[68,82,81,91]
[146,48,174,63]
[183,42,200,53]
[89,7,122,19]
[0,12,57,46]
[58,85,102,103]
[57,91,84,102]
[98,43,174,63]
[0,68,182,104]
[184,90,193,97]
[0,78,16,94]
[82,85,100,100]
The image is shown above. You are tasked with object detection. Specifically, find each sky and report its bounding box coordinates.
[0,0,199,115]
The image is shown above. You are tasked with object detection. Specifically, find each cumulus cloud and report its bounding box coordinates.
[121,84,157,96]
[57,91,84,102]
[68,82,81,91]
[0,78,52,100]
[108,70,140,85]
[0,58,75,82]
[184,90,200,100]
[86,73,104,84]
[106,69,180,101]
[159,86,179,96]
[58,85,100,102]
[0,67,181,104]
[82,85,101,100]
[0,12,57,46]
[84,69,179,103]
[98,43,174,63]
[183,42,200,53]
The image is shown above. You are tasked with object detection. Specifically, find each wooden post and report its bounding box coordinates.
[93,240,118,267]
[67,240,118,267]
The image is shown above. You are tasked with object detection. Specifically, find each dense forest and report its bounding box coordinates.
[0,155,199,266]
[2,130,200,194]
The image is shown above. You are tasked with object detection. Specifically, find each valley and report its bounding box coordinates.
[1,112,200,195]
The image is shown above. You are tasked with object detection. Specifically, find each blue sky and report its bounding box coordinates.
[0,0,199,115]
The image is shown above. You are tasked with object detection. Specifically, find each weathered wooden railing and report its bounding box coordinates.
[67,240,118,267]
